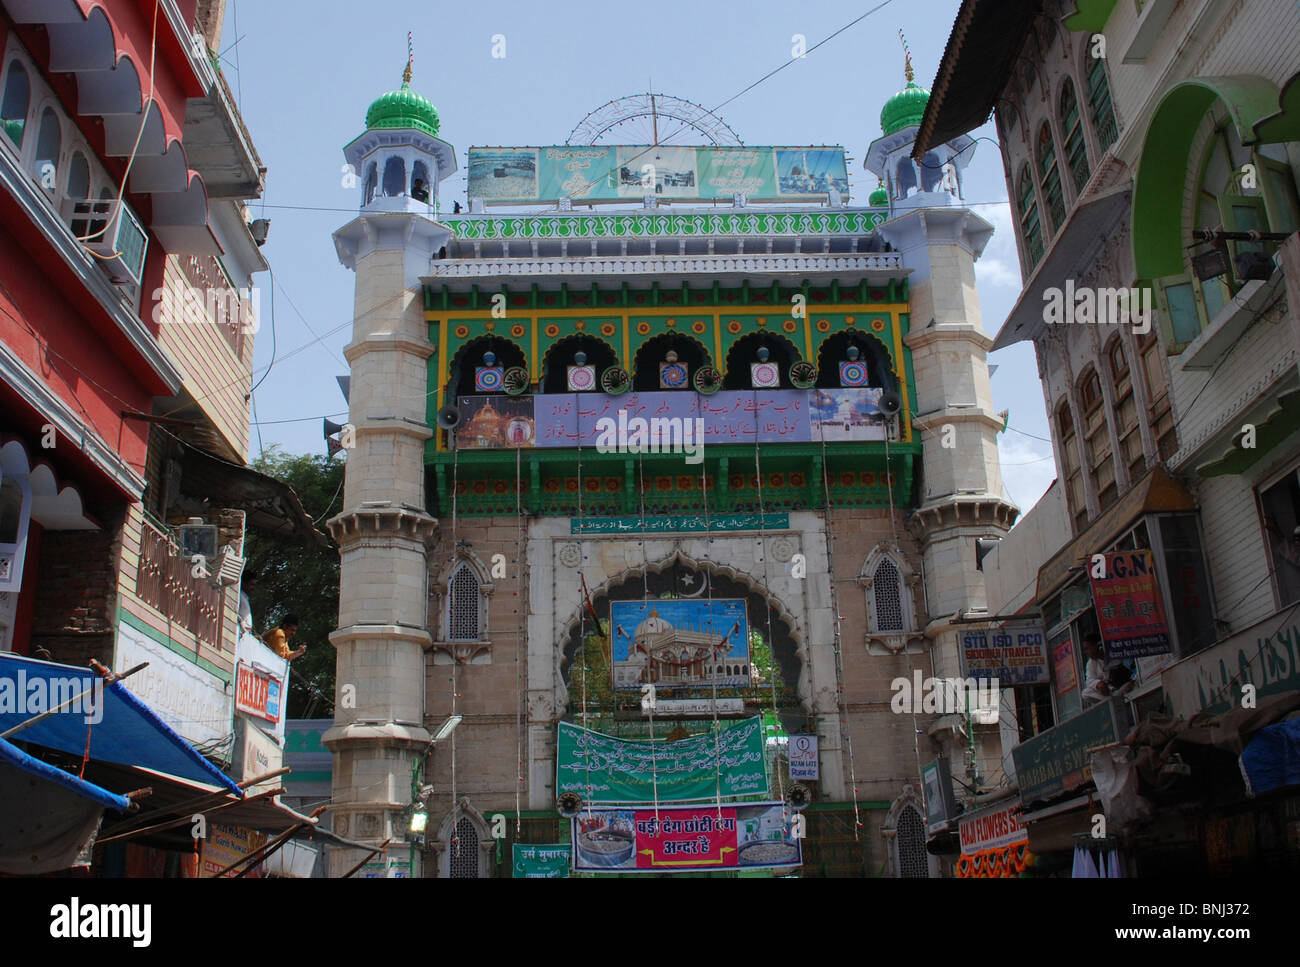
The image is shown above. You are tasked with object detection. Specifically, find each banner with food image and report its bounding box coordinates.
[571,802,802,874]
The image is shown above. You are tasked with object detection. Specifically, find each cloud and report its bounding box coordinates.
[970,202,1023,291]
[996,431,1056,514]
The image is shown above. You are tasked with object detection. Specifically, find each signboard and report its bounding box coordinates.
[114,620,230,748]
[512,844,571,878]
[556,716,767,802]
[1012,699,1121,806]
[468,145,849,205]
[457,389,888,451]
[959,800,1027,855]
[789,734,819,780]
[610,598,749,690]
[1161,612,1300,717]
[959,623,1050,685]
[232,717,283,785]
[643,697,746,717]
[200,823,267,878]
[571,513,789,535]
[235,632,288,744]
[1089,550,1172,659]
[1051,633,1078,697]
[571,802,801,874]
[921,759,958,828]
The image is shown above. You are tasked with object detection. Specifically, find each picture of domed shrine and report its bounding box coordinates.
[458,397,535,448]
[611,599,750,688]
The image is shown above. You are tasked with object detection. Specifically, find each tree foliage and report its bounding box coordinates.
[244,446,342,719]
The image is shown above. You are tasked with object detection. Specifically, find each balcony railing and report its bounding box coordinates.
[178,253,250,361]
[136,518,222,647]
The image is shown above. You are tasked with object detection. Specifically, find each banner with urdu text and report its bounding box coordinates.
[556,716,767,803]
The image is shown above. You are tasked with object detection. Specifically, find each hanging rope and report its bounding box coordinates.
[576,433,594,822]
[752,437,787,823]
[699,463,724,821]
[637,452,661,823]
[514,446,524,836]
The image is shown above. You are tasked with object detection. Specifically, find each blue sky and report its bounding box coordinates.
[221,0,1055,513]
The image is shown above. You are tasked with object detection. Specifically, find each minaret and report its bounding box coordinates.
[869,46,1018,791]
[324,50,456,877]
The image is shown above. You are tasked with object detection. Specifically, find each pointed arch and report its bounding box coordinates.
[814,331,896,391]
[882,784,935,878]
[432,547,495,661]
[859,542,923,653]
[541,334,619,394]
[722,332,802,390]
[631,333,712,392]
[432,799,492,878]
[446,335,528,401]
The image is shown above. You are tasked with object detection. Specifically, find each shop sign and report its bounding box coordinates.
[959,800,1027,854]
[789,734,819,780]
[1089,550,1172,659]
[1161,613,1300,717]
[512,844,571,878]
[959,622,1050,685]
[1012,700,1121,805]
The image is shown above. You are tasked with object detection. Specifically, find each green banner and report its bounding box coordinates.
[557,716,768,803]
[571,513,789,535]
[512,844,571,878]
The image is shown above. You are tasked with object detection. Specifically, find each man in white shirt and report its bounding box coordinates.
[238,573,257,637]
[1081,634,1110,706]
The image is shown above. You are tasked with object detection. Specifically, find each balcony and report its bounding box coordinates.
[1012,696,1134,808]
[136,518,222,647]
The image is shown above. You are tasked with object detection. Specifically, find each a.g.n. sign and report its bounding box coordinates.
[1089,550,1172,659]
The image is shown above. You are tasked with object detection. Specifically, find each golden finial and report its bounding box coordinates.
[403,32,413,85]
[899,30,914,83]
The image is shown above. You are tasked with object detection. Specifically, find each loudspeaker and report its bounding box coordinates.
[786,783,812,812]
[323,417,345,438]
[878,390,902,416]
[436,406,461,430]
[557,791,583,819]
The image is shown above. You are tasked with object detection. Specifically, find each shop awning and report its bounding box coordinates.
[990,187,1133,352]
[0,653,241,794]
[0,735,131,874]
[1241,718,1300,796]
[1036,467,1196,601]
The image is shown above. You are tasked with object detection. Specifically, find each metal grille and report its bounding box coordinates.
[449,817,479,878]
[447,564,480,641]
[873,557,904,632]
[897,806,928,878]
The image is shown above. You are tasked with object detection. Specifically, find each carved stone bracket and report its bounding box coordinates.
[329,506,439,547]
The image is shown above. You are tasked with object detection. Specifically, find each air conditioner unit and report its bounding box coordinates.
[211,545,246,588]
[75,198,148,288]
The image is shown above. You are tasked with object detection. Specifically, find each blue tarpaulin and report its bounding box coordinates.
[0,735,131,811]
[1240,718,1300,796]
[0,653,240,794]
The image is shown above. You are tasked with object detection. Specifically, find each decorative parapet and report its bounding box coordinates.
[425,252,905,280]
[443,209,887,241]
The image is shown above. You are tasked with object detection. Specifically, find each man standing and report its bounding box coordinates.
[263,614,306,661]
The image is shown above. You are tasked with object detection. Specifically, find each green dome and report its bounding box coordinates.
[868,181,889,207]
[365,81,440,137]
[880,81,929,136]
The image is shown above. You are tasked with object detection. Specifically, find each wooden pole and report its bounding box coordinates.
[340,839,392,879]
[214,804,327,878]
[95,787,286,845]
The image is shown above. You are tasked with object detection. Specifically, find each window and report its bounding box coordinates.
[1018,165,1044,268]
[382,156,405,197]
[1058,401,1087,529]
[0,467,32,593]
[872,557,905,632]
[411,161,430,202]
[363,162,378,205]
[896,806,929,878]
[1138,330,1177,461]
[1086,44,1118,153]
[1,60,29,149]
[1059,79,1090,194]
[447,816,480,878]
[1108,337,1144,483]
[34,107,60,195]
[1080,368,1116,512]
[1037,123,1066,235]
[895,158,916,198]
[446,561,482,641]
[1259,469,1300,609]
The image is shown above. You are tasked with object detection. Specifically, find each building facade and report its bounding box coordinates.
[328,58,1018,877]
[919,0,1300,875]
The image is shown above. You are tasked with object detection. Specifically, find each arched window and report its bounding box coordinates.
[446,562,481,641]
[411,160,430,202]
[382,156,406,197]
[1058,400,1086,530]
[895,158,916,198]
[447,816,480,878]
[1085,42,1118,153]
[65,151,91,233]
[34,107,60,195]
[363,162,378,205]
[1,61,30,149]
[920,151,944,192]
[1079,367,1116,511]
[1108,337,1143,483]
[872,557,905,632]
[1017,165,1044,268]
[1059,79,1090,193]
[1037,123,1065,236]
[896,805,929,878]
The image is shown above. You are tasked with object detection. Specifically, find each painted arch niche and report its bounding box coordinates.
[558,553,814,735]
